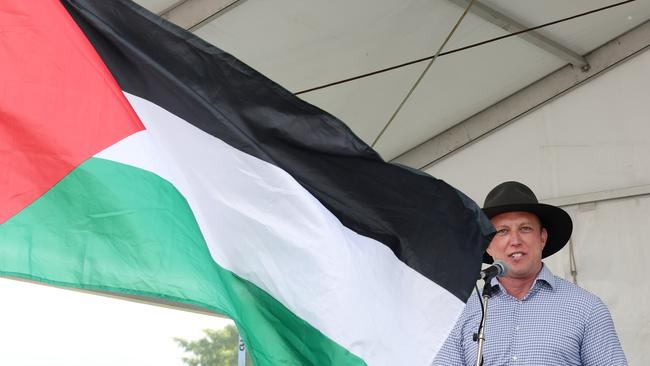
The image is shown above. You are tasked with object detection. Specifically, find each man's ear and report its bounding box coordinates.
[541,227,548,249]
[486,242,495,258]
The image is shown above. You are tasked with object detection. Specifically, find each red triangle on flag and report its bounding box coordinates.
[0,0,143,224]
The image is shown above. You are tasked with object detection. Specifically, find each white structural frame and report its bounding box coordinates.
[158,0,243,31]
[448,0,589,68]
[392,20,650,169]
[542,184,650,208]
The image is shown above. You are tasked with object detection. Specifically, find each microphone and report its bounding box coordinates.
[479,260,508,280]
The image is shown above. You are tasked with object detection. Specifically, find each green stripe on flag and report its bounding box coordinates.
[0,157,364,366]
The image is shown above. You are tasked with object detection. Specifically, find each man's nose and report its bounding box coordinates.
[508,231,523,245]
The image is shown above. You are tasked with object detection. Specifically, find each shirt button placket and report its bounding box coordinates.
[510,300,522,364]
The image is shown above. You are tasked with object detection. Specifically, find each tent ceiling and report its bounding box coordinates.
[133,0,650,160]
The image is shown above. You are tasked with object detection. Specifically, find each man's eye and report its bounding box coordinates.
[520,226,533,232]
[496,229,508,235]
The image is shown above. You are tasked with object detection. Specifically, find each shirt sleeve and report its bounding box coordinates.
[580,297,627,366]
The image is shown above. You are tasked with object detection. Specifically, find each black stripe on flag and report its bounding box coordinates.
[61,0,494,301]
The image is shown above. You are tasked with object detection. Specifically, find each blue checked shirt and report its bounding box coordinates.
[433,264,627,365]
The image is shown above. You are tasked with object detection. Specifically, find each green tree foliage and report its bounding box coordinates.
[175,324,252,366]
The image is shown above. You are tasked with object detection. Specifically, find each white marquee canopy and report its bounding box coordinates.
[134,1,650,363]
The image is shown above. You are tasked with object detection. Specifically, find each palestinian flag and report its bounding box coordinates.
[0,1,494,365]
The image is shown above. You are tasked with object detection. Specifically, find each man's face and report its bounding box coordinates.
[486,211,547,280]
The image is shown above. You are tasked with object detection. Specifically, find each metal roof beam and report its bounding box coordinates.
[448,0,589,69]
[391,20,650,169]
[158,0,244,31]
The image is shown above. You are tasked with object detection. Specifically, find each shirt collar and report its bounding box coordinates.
[489,262,557,292]
[537,262,556,289]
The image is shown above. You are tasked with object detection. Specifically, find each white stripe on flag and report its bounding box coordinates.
[97,92,463,365]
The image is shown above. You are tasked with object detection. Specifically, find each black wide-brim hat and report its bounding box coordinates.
[482,181,573,264]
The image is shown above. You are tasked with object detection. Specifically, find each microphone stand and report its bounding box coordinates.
[474,277,495,366]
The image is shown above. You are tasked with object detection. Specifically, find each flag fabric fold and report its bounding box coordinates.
[0,1,494,365]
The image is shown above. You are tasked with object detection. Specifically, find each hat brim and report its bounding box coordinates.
[482,203,573,264]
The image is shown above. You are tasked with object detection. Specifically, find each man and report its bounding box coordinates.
[433,181,626,365]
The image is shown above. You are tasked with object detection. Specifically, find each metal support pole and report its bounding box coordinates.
[238,336,246,366]
[474,293,489,366]
[474,277,496,366]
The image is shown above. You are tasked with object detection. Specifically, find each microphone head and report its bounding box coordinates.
[493,260,508,277]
